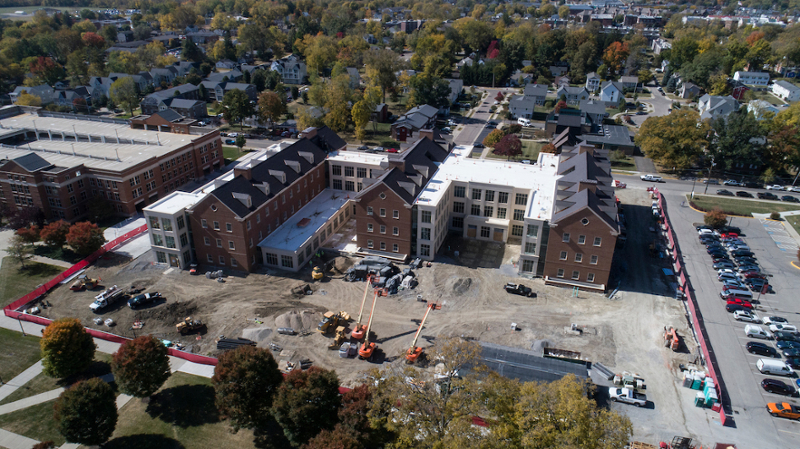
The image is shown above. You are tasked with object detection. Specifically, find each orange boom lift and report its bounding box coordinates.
[405,302,440,363]
[358,289,381,360]
[350,275,373,340]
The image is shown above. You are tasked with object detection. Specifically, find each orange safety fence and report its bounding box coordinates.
[3,223,218,366]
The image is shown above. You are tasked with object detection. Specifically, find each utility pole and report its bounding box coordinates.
[704,157,716,195]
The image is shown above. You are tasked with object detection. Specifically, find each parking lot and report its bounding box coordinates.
[665,192,800,447]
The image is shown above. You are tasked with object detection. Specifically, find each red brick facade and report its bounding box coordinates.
[543,210,617,288]
[354,186,412,256]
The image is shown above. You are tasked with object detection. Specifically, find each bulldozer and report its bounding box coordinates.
[318,311,349,334]
[70,275,100,291]
[176,317,204,334]
[327,326,347,349]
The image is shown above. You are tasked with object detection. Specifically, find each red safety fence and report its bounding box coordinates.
[3,223,218,367]
[657,193,729,426]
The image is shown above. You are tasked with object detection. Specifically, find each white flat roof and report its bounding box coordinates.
[144,191,206,214]
[327,150,387,165]
[415,145,561,219]
[0,113,213,171]
[258,189,350,252]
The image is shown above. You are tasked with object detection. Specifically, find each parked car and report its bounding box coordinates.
[758,192,779,200]
[767,402,800,420]
[766,185,785,190]
[716,189,734,196]
[703,179,719,184]
[128,292,162,309]
[785,357,800,369]
[763,316,789,325]
[761,379,797,396]
[776,339,800,348]
[473,143,485,149]
[734,310,761,323]
[503,283,536,297]
[640,174,663,182]
[225,139,236,144]
[720,226,742,234]
[747,341,779,357]
[736,189,754,196]
[713,261,735,269]
[726,298,754,309]
[782,348,800,357]
[723,179,743,186]
[726,303,749,313]
[770,324,799,333]
[782,195,800,203]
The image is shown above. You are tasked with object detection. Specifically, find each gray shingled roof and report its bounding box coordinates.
[13,153,52,172]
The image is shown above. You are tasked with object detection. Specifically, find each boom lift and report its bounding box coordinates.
[358,289,381,360]
[350,275,373,340]
[405,302,440,363]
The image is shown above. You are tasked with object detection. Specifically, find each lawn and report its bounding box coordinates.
[222,146,253,165]
[687,194,800,216]
[0,400,65,446]
[753,91,785,106]
[485,140,543,161]
[108,373,257,449]
[0,328,42,385]
[0,257,64,308]
[786,215,800,237]
[611,155,636,169]
[32,245,83,265]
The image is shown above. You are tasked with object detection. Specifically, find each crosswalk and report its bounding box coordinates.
[760,219,799,253]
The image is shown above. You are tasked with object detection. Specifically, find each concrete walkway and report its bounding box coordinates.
[0,360,43,402]
[0,428,38,449]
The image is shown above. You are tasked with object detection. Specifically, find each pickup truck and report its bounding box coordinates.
[640,174,662,182]
[609,387,647,406]
[90,285,124,312]
[503,282,536,298]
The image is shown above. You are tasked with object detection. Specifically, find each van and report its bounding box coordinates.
[720,289,753,300]
[517,117,531,126]
[756,359,793,376]
[745,325,771,339]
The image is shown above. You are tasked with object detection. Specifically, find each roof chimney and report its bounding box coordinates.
[233,166,252,180]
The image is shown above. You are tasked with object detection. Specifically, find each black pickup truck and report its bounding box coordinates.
[503,283,536,298]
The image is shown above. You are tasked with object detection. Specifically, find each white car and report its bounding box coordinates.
[723,179,742,186]
[769,323,798,333]
[640,174,663,182]
[698,229,714,235]
[762,316,789,326]
[734,310,760,323]
[766,185,784,190]
[788,186,800,193]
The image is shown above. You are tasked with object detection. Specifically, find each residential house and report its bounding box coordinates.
[390,104,438,142]
[510,70,534,87]
[108,73,151,93]
[554,75,571,89]
[216,60,238,70]
[733,71,770,86]
[697,94,740,120]
[545,108,591,139]
[372,103,389,123]
[270,55,307,85]
[771,80,800,102]
[549,66,569,77]
[620,76,638,91]
[556,86,589,105]
[346,68,361,89]
[579,99,608,128]
[651,38,671,55]
[509,84,548,119]
[747,99,780,120]
[600,81,624,104]
[140,84,202,115]
[186,31,219,45]
[167,99,207,119]
[130,109,197,134]
[150,67,179,86]
[679,82,701,99]
[10,85,56,105]
[446,78,464,107]
[585,72,601,92]
[172,61,199,77]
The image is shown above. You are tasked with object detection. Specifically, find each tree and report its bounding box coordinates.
[86,201,115,223]
[635,110,710,170]
[704,208,727,228]
[66,221,106,256]
[15,91,42,107]
[112,335,171,398]
[235,135,246,149]
[364,49,403,101]
[407,75,452,109]
[212,345,283,431]
[272,367,342,446]
[257,91,286,130]
[29,56,65,86]
[32,442,55,449]
[109,77,138,116]
[53,378,117,446]
[41,318,96,378]
[558,5,570,19]
[602,41,629,75]
[5,235,33,268]
[15,224,40,245]
[181,38,204,63]
[637,70,653,84]
[222,89,255,130]
[483,129,505,148]
[708,111,765,171]
[352,86,381,141]
[493,134,523,160]
[553,100,568,114]
[40,220,70,248]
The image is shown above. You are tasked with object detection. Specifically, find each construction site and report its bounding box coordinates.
[19,188,723,445]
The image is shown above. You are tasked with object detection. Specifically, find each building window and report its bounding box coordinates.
[590,255,598,265]
[497,208,507,219]
[393,227,399,236]
[224,223,231,232]
[231,258,238,267]
[265,253,278,265]
[213,221,220,230]
[216,238,222,248]
[594,237,602,246]
[357,167,367,178]
[572,271,580,280]
[345,181,355,191]
[367,206,373,215]
[515,193,528,205]
[421,211,431,223]
[454,186,465,198]
[562,233,570,243]
[247,221,251,230]
[527,224,539,237]
[201,219,208,228]
[587,273,596,282]
[367,240,374,249]
[483,206,493,217]
[522,259,535,272]
[332,165,342,175]
[421,227,430,240]
[392,210,399,219]
[557,269,565,278]
[380,241,386,250]
[333,179,342,189]
[380,208,386,217]
[344,166,354,177]
[498,192,509,203]
[357,182,363,191]
[511,225,523,236]
[453,202,464,213]
[281,255,293,268]
[153,234,163,246]
[578,235,586,244]
[480,226,490,238]
[513,209,524,221]
[149,217,160,229]
[471,204,481,215]
[229,241,235,250]
[559,251,567,260]
[452,217,463,228]
[156,252,166,263]
[207,254,213,263]
[180,233,188,247]
[380,225,386,234]
[575,253,583,263]
[472,189,482,200]
[204,237,210,246]
[367,223,373,232]
[525,242,536,254]
[420,244,430,256]
[165,236,176,248]
[393,244,399,252]
[177,215,185,230]
[219,256,226,265]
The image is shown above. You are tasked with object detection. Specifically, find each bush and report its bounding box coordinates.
[770,211,781,220]
[704,208,727,228]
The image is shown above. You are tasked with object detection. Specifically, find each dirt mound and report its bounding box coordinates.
[137,301,197,323]
[332,256,354,274]
[451,278,472,295]
[241,327,272,342]
[275,309,319,331]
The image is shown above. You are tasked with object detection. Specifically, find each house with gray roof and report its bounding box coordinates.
[270,54,307,85]
[698,94,740,120]
[509,83,548,119]
[579,99,608,128]
[600,81,624,103]
[585,72,601,92]
[391,105,438,141]
[556,86,589,105]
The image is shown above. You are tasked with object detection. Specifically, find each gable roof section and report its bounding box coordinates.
[211,175,270,217]
[551,188,618,232]
[153,109,183,122]
[311,126,347,152]
[13,153,52,172]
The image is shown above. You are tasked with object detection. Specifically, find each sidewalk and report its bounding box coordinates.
[0,360,43,402]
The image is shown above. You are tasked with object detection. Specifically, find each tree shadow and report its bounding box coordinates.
[146,384,219,428]
[59,360,114,389]
[253,417,292,449]
[103,434,186,449]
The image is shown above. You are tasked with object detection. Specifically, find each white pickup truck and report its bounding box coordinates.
[640,174,663,182]
[609,387,647,406]
[90,285,124,312]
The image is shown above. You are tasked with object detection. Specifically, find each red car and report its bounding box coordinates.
[727,298,753,309]
[385,148,398,153]
[740,272,766,279]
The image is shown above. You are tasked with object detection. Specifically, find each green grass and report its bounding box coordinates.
[611,155,635,169]
[0,328,42,385]
[0,257,64,308]
[222,146,253,165]
[786,215,800,236]
[687,194,800,216]
[32,245,83,264]
[108,373,257,449]
[0,400,64,446]
[486,140,542,161]
[753,91,785,106]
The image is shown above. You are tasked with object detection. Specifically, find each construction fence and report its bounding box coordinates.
[656,189,730,427]
[2,224,218,366]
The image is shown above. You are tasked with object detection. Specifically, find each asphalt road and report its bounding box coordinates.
[624,175,800,447]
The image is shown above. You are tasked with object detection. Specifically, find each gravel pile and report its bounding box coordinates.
[241,327,272,342]
[274,310,318,330]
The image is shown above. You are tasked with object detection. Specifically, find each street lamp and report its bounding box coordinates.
[703,157,716,195]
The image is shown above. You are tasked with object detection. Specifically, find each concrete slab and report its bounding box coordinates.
[0,388,64,416]
[177,361,215,378]
[0,428,39,449]
[0,360,43,402]
[104,215,151,259]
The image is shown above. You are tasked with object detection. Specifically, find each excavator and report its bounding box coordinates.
[350,275,373,340]
[358,288,381,360]
[405,302,441,364]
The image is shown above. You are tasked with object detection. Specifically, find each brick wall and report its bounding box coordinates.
[543,211,617,287]
[355,186,412,256]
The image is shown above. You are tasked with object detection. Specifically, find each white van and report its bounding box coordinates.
[517,117,531,126]
[745,324,771,339]
[756,359,793,376]
[721,289,753,300]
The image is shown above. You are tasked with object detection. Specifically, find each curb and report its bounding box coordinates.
[684,195,756,219]
[791,261,800,270]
